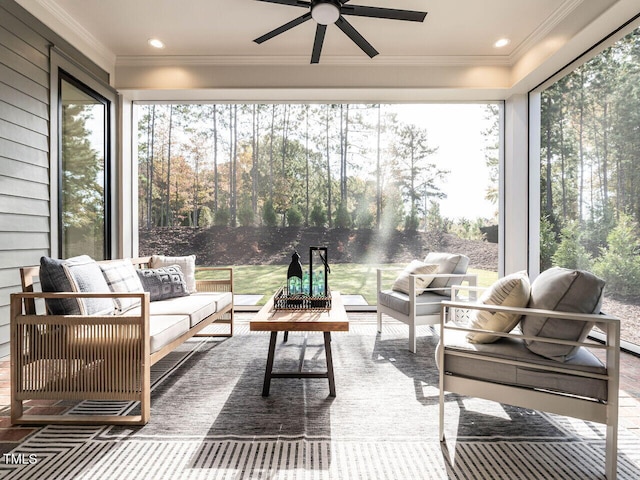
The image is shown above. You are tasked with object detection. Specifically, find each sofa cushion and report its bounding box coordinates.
[392,261,438,295]
[423,252,470,296]
[521,267,605,362]
[100,259,145,313]
[378,290,444,317]
[63,256,115,315]
[127,292,231,328]
[151,255,196,293]
[439,328,607,401]
[466,271,531,344]
[40,255,114,316]
[148,315,191,353]
[137,266,189,301]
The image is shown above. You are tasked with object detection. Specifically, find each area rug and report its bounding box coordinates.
[1,325,639,479]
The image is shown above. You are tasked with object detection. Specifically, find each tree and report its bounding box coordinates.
[262,199,277,227]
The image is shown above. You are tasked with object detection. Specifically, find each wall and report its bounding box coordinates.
[0,0,109,357]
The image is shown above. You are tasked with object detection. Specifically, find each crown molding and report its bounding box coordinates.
[15,0,116,74]
[508,0,584,63]
[115,54,511,68]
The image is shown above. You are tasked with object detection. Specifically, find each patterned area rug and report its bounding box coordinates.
[1,325,639,479]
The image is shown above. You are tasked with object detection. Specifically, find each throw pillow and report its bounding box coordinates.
[150,255,196,293]
[466,270,531,344]
[137,265,190,301]
[39,256,81,315]
[391,261,439,295]
[423,252,470,296]
[61,255,115,316]
[100,259,146,313]
[521,267,605,362]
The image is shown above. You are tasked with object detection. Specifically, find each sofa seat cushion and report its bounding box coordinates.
[127,292,231,328]
[148,315,191,353]
[439,329,607,401]
[378,290,444,317]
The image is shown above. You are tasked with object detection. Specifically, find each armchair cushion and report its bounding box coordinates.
[466,270,531,344]
[378,290,444,317]
[521,267,605,362]
[391,261,438,295]
[423,252,470,296]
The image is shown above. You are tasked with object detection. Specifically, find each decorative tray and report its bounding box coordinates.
[273,286,332,311]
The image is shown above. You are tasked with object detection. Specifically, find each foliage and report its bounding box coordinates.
[262,199,277,227]
[237,201,255,227]
[334,202,351,229]
[539,214,558,271]
[404,209,419,231]
[214,207,230,227]
[198,206,214,227]
[286,205,303,227]
[449,217,485,241]
[593,213,640,299]
[551,221,592,270]
[309,203,327,227]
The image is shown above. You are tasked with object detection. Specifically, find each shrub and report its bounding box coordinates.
[551,221,592,270]
[286,205,303,227]
[237,203,255,227]
[309,203,327,227]
[198,206,214,227]
[593,213,640,299]
[262,199,277,227]
[404,209,419,231]
[539,214,558,271]
[214,207,230,226]
[334,203,351,228]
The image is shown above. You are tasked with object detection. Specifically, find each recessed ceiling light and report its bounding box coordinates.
[494,38,510,48]
[148,38,165,49]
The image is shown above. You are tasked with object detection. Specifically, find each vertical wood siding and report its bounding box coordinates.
[0,5,51,357]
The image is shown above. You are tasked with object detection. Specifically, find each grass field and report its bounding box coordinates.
[198,264,498,305]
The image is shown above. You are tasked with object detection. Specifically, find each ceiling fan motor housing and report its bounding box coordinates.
[311,0,341,25]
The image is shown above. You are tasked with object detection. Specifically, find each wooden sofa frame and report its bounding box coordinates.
[438,287,620,479]
[10,256,233,426]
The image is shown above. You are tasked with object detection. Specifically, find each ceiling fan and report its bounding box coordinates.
[254,0,428,64]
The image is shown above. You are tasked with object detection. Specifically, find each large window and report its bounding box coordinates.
[136,103,500,305]
[539,27,640,347]
[59,73,111,259]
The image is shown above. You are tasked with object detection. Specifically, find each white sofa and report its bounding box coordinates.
[11,256,233,425]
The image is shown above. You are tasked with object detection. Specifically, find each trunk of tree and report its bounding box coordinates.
[213,105,218,213]
[545,95,553,215]
[165,104,174,226]
[560,104,567,219]
[376,104,382,229]
[305,105,310,226]
[281,104,289,175]
[578,70,585,224]
[230,105,238,226]
[602,101,609,207]
[252,104,259,214]
[147,105,155,228]
[269,105,275,198]
[326,105,332,228]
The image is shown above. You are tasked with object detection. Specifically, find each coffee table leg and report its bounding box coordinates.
[262,331,278,396]
[323,332,336,397]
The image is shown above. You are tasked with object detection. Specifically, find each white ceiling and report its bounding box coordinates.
[15,0,638,98]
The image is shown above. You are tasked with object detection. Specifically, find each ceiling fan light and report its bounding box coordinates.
[312,3,340,25]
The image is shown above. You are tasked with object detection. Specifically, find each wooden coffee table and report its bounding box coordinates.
[250,290,349,397]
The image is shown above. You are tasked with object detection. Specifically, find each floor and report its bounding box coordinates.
[1,312,639,456]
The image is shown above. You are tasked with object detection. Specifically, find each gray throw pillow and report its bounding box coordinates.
[40,256,81,315]
[137,265,190,301]
[521,267,605,362]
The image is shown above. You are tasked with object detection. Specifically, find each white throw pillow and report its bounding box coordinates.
[391,261,439,295]
[62,255,115,316]
[466,270,531,344]
[100,259,146,313]
[150,254,197,293]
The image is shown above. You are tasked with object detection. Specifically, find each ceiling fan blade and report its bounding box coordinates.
[335,16,378,58]
[341,5,427,22]
[311,24,327,64]
[254,12,312,44]
[254,0,310,8]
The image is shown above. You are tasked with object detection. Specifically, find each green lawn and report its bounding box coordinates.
[198,264,498,306]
